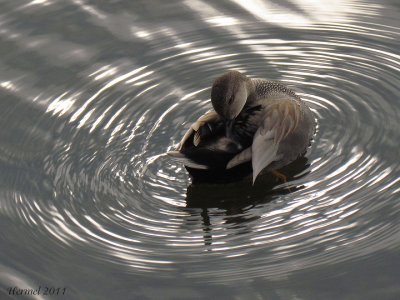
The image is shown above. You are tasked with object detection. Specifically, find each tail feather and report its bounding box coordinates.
[166,151,209,169]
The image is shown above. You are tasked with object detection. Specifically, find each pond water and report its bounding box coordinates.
[0,0,400,299]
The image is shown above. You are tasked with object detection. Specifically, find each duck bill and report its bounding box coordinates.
[225,119,234,139]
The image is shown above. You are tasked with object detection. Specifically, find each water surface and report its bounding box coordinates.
[0,0,400,299]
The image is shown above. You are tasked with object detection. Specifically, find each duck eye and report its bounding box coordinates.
[228,96,234,105]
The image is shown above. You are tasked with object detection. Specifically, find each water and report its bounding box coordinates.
[0,0,400,299]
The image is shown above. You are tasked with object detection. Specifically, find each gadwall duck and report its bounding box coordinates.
[168,70,315,184]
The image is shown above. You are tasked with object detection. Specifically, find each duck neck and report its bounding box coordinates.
[244,79,257,106]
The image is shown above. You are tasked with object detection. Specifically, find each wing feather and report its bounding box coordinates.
[252,97,302,183]
[226,146,252,169]
[177,110,220,150]
[263,97,302,144]
[252,129,280,184]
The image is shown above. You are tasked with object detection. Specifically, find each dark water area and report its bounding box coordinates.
[0,0,400,299]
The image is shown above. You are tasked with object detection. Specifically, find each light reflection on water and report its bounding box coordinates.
[0,0,400,299]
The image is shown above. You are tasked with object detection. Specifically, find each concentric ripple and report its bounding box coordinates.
[0,0,400,292]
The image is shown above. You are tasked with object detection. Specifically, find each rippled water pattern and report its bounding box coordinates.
[1,1,400,299]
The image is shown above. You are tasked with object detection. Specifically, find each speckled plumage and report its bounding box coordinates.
[168,70,315,183]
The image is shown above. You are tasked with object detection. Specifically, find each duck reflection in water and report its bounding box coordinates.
[185,156,311,247]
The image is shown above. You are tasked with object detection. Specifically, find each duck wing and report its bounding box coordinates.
[253,96,303,183]
[227,95,302,183]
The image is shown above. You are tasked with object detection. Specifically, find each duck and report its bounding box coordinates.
[168,70,315,184]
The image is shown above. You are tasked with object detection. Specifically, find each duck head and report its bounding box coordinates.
[211,70,254,120]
